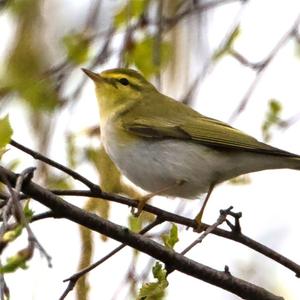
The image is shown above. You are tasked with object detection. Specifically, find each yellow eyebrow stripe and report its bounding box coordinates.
[101,73,124,79]
[100,72,141,87]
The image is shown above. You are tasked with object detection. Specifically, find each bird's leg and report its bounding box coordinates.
[132,179,186,217]
[194,183,215,232]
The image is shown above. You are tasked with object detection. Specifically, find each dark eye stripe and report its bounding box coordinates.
[119,78,129,86]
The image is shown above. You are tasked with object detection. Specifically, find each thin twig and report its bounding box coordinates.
[0,260,5,300]
[279,111,300,129]
[31,211,57,223]
[182,1,247,105]
[182,206,234,255]
[153,0,163,89]
[12,168,52,267]
[228,14,300,122]
[59,218,163,300]
[84,0,102,30]
[9,139,100,192]
[166,206,234,275]
[165,0,245,29]
[70,27,114,100]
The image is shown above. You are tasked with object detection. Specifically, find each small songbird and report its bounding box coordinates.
[83,67,300,229]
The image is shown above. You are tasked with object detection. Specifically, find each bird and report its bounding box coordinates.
[82,67,300,230]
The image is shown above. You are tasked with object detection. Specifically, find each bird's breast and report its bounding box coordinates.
[101,120,220,198]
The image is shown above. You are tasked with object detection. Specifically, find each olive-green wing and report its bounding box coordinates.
[123,116,297,157]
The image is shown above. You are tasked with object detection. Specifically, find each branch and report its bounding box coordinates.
[0,165,284,300]
[7,141,300,276]
[60,218,163,300]
[228,14,300,122]
[165,0,246,29]
[51,189,300,278]
[166,206,234,275]
[9,139,100,192]
[0,167,52,266]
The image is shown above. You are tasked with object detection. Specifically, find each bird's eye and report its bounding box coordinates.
[119,78,129,86]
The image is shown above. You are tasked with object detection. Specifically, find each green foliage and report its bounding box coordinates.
[13,78,59,112]
[8,0,38,16]
[137,225,177,299]
[62,32,90,65]
[0,201,33,252]
[129,215,142,233]
[126,37,171,78]
[23,200,34,220]
[7,0,72,101]
[114,0,149,27]
[137,262,168,300]
[213,26,240,61]
[0,246,33,273]
[0,116,13,149]
[5,0,61,112]
[0,201,34,274]
[161,224,178,250]
[2,226,23,244]
[262,99,282,142]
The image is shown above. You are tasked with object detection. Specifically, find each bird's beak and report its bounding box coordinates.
[81,68,102,82]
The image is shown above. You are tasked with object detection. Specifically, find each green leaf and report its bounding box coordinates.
[161,224,178,250]
[63,32,90,65]
[23,200,34,220]
[0,116,13,149]
[5,76,60,112]
[0,247,33,273]
[152,262,167,282]
[128,215,142,233]
[125,36,171,78]
[213,26,240,61]
[5,8,61,112]
[262,99,282,142]
[114,0,148,28]
[2,226,23,244]
[138,262,168,300]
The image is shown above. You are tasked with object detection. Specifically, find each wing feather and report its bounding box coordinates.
[123,116,297,157]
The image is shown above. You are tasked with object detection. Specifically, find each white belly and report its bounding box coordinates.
[109,139,219,197]
[102,121,233,198]
[102,121,294,198]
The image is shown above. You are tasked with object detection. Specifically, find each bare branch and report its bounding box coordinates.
[228,14,300,122]
[0,266,9,300]
[1,167,52,267]
[9,139,100,192]
[181,206,234,255]
[0,165,286,300]
[50,188,300,278]
[59,218,163,300]
[165,0,246,29]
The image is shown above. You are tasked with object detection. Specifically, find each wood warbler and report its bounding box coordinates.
[83,68,300,228]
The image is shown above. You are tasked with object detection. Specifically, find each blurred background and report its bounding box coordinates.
[1,0,300,299]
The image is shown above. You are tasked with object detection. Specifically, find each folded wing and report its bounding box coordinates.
[123,115,298,158]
